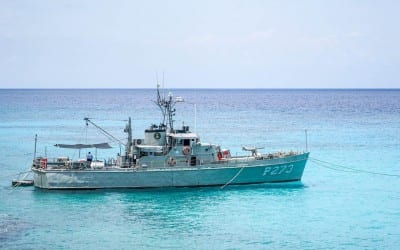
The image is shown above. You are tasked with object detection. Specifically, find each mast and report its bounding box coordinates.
[125,117,132,157]
[33,134,37,160]
[155,84,178,131]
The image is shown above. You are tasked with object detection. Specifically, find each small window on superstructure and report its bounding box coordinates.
[183,139,190,146]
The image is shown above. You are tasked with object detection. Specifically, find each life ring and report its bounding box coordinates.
[154,132,161,140]
[40,158,48,169]
[182,146,191,155]
[167,157,176,166]
[217,152,223,160]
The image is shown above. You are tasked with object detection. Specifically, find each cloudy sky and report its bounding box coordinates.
[0,0,399,88]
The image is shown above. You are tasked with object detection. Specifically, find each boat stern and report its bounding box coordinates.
[31,168,49,189]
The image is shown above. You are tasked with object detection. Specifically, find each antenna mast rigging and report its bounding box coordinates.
[155,84,179,131]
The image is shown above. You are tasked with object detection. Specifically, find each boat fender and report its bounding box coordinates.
[40,158,47,169]
[217,152,223,161]
[182,146,191,155]
[168,157,176,166]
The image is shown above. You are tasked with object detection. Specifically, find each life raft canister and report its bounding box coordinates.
[40,158,48,169]
[182,146,191,155]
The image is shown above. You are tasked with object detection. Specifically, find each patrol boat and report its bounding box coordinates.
[32,86,309,189]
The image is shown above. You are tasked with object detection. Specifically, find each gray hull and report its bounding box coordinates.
[32,153,309,189]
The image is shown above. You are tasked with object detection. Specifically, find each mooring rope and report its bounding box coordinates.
[0,170,32,180]
[221,166,245,189]
[310,157,400,177]
[9,170,33,192]
[310,158,357,173]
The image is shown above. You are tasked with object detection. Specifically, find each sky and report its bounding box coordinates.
[0,0,399,88]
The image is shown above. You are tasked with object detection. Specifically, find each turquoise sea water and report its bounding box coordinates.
[1,89,399,249]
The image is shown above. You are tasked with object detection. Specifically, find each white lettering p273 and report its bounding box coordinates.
[263,164,294,176]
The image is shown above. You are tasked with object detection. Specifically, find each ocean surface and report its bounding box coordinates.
[0,89,399,249]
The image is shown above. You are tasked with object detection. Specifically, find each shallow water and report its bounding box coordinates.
[1,89,399,249]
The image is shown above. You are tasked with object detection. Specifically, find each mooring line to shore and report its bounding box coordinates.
[0,170,32,180]
[310,157,400,177]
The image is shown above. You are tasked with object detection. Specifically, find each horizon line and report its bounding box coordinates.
[1,87,400,91]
